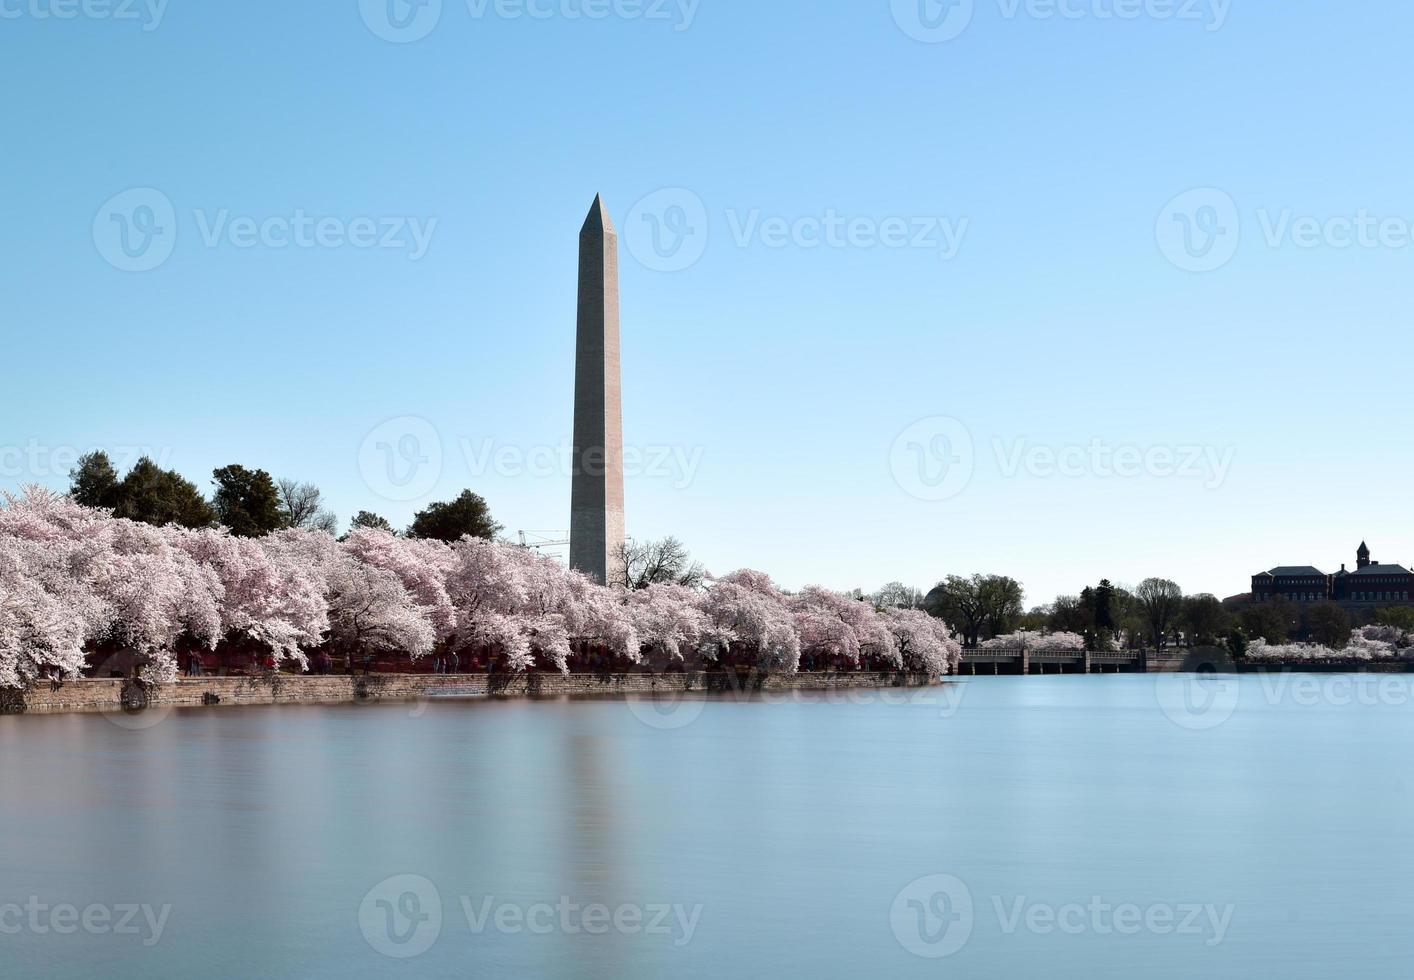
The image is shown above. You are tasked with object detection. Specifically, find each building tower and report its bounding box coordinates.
[569,195,625,586]
[1358,541,1372,569]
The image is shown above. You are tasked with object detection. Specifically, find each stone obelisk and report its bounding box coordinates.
[570,195,625,586]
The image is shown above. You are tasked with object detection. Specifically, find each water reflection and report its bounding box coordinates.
[1,677,1412,979]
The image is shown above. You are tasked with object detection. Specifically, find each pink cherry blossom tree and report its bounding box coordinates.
[880,607,963,675]
[699,570,801,672]
[979,630,1085,653]
[791,586,899,670]
[2,488,964,687]
[624,583,711,665]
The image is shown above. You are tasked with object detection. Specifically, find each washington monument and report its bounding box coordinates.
[570,195,625,586]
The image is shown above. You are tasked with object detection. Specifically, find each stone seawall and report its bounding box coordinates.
[1,671,939,715]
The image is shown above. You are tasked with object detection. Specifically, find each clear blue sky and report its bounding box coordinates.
[4,1,1413,605]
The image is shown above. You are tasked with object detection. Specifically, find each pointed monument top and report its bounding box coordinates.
[581,194,616,236]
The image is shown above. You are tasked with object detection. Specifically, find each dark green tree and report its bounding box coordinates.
[211,465,284,537]
[1017,606,1050,632]
[1375,607,1414,631]
[1047,595,1090,634]
[1094,579,1115,631]
[1135,578,1184,649]
[926,573,1024,646]
[927,575,987,647]
[114,457,217,528]
[69,452,214,528]
[69,451,121,509]
[1181,594,1230,646]
[349,510,395,534]
[407,490,502,544]
[1241,601,1293,644]
[1306,602,1351,650]
[979,575,1025,639]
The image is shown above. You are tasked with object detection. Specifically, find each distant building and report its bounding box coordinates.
[1250,566,1329,605]
[1251,542,1414,608]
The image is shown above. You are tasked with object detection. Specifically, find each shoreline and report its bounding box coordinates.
[6,661,1411,716]
[0,670,940,716]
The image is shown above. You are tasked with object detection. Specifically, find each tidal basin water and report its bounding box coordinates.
[3,674,1413,979]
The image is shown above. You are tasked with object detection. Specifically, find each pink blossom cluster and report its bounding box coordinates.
[978,630,1087,652]
[1247,628,1414,663]
[1,488,962,688]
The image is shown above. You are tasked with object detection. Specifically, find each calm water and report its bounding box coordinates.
[2,674,1412,979]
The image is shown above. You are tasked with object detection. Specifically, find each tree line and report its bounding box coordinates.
[68,452,501,543]
[872,570,1414,657]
